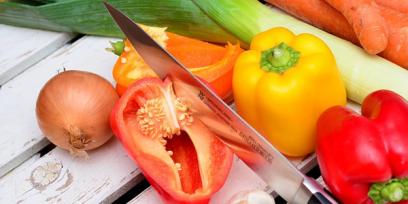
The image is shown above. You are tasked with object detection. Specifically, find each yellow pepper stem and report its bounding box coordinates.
[260,42,300,73]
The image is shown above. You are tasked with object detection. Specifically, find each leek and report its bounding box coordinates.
[0,0,237,44]
[193,0,408,104]
[1,0,407,103]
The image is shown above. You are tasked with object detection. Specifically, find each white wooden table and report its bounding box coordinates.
[0,24,356,203]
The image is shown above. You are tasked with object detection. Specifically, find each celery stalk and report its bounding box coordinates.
[193,0,408,104]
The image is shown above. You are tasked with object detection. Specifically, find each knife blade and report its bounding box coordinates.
[104,2,336,204]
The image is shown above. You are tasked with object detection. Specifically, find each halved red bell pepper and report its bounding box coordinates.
[110,77,233,204]
[317,90,408,204]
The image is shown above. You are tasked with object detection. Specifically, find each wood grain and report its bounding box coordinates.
[0,24,74,85]
[0,138,141,203]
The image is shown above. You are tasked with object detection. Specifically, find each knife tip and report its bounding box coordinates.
[103,1,112,9]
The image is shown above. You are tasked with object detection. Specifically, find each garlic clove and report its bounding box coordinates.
[229,190,275,204]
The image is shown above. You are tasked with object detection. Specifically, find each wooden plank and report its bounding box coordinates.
[0,35,118,177]
[0,154,40,181]
[0,139,141,204]
[0,35,144,203]
[130,157,267,204]
[0,24,74,85]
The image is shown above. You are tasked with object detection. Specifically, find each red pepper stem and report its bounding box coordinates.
[368,178,408,204]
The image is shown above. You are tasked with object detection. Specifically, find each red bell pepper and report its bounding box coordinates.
[316,90,408,204]
[110,77,233,204]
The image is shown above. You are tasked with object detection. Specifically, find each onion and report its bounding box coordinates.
[36,70,119,157]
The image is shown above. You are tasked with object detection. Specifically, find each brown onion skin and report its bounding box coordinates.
[36,70,119,155]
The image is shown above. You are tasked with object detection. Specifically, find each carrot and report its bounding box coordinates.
[266,0,358,44]
[379,6,408,69]
[376,0,408,14]
[324,0,388,54]
[265,0,408,68]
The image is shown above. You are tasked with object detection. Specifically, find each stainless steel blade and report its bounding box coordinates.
[104,3,335,203]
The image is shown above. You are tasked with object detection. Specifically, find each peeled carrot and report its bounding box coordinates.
[324,0,388,54]
[266,0,358,43]
[376,0,408,14]
[379,6,408,69]
[266,0,408,68]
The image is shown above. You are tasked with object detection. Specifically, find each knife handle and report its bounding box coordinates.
[303,177,338,204]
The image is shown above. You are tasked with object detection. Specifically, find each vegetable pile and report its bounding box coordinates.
[266,0,408,68]
[2,0,408,103]
[22,0,408,203]
[192,0,408,104]
[36,70,118,156]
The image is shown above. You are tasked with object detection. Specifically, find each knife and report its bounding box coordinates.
[104,2,337,204]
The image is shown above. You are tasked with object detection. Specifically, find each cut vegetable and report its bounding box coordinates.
[112,29,242,100]
[110,77,233,203]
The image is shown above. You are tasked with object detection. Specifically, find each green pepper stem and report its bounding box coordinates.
[106,40,125,56]
[368,178,408,204]
[260,42,300,73]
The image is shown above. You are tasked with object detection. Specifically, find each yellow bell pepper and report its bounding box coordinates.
[233,27,347,157]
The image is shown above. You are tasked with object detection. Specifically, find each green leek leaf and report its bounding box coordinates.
[0,0,238,43]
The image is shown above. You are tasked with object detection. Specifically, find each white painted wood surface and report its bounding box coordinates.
[0,154,40,182]
[0,35,145,203]
[0,24,74,85]
[130,155,317,204]
[131,157,267,204]
[0,138,141,204]
[0,35,119,177]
